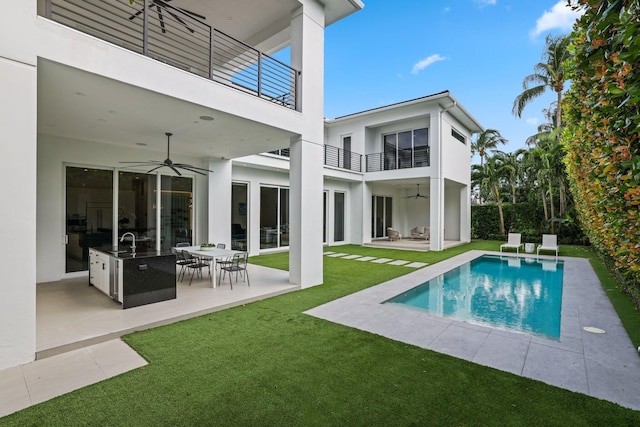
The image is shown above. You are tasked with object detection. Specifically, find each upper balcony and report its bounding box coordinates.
[365,147,430,172]
[265,146,363,173]
[42,0,299,110]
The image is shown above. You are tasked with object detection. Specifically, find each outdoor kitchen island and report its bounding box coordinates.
[89,247,176,309]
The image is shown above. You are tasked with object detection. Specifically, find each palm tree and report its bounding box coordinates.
[512,34,570,127]
[472,155,507,235]
[471,129,508,166]
[494,149,526,204]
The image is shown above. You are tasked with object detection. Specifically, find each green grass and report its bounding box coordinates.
[4,241,640,425]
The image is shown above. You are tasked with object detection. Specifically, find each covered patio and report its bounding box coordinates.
[36,264,296,359]
[364,238,466,252]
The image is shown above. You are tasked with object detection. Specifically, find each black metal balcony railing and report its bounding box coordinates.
[45,0,299,110]
[324,145,362,172]
[268,148,290,157]
[365,147,430,172]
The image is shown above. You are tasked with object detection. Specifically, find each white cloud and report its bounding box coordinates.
[530,1,585,38]
[526,117,539,126]
[411,54,447,75]
[474,0,497,7]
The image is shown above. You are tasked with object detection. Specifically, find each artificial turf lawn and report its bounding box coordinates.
[4,241,640,425]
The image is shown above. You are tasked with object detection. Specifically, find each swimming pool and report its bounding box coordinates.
[386,255,564,339]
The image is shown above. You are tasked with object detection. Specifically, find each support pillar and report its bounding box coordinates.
[207,158,232,247]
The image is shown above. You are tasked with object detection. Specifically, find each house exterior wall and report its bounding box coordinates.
[36,134,213,283]
[0,2,39,370]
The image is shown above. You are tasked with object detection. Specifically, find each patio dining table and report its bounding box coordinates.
[176,246,242,288]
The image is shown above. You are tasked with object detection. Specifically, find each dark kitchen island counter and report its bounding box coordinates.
[89,247,176,309]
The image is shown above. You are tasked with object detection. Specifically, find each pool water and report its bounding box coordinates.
[386,255,564,339]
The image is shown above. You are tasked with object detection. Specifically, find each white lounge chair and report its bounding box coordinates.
[410,226,428,240]
[500,233,523,253]
[537,234,559,259]
[387,227,401,241]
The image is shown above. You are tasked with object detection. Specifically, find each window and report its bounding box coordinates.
[382,127,429,170]
[160,175,193,251]
[342,135,352,170]
[118,172,158,251]
[451,128,466,143]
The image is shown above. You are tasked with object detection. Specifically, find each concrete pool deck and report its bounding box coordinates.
[305,250,640,411]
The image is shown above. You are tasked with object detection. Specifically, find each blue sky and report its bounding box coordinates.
[323,0,584,160]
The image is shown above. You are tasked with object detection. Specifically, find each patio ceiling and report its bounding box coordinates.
[37,59,297,160]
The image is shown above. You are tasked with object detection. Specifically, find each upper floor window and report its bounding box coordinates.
[382,127,429,170]
[451,128,466,144]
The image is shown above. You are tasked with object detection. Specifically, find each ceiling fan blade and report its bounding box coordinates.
[165,9,195,33]
[169,165,183,176]
[156,5,167,33]
[178,167,207,176]
[146,165,165,174]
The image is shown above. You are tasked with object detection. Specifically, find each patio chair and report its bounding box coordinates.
[386,227,401,241]
[500,233,523,253]
[537,234,559,259]
[220,252,250,289]
[183,251,211,286]
[411,226,428,240]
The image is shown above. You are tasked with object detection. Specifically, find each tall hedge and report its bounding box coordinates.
[471,203,584,244]
[562,0,640,296]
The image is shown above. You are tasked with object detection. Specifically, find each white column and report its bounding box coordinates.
[207,158,232,247]
[362,183,372,244]
[0,2,37,369]
[289,2,325,287]
[429,178,444,251]
[429,107,444,251]
[460,185,471,243]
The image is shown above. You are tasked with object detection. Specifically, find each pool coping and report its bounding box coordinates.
[305,250,640,411]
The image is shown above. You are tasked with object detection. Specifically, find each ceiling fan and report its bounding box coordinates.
[120,132,213,176]
[129,0,206,34]
[405,184,429,200]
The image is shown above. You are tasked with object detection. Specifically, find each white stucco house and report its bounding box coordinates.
[0,0,482,371]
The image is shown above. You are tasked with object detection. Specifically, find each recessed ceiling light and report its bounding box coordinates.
[199,115,214,121]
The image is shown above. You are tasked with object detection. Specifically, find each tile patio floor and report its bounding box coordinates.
[0,263,296,418]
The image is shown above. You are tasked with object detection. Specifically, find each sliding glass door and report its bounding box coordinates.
[65,167,113,273]
[118,172,157,251]
[231,182,248,250]
[260,186,289,249]
[161,175,193,250]
[334,192,345,242]
[371,195,393,239]
[65,166,193,272]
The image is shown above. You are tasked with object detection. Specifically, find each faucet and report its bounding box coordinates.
[120,232,136,253]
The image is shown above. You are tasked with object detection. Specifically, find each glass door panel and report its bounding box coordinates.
[65,167,113,273]
[260,187,278,249]
[231,182,248,251]
[279,188,289,247]
[161,175,193,251]
[118,172,157,251]
[334,192,345,241]
[371,195,392,239]
[398,130,412,169]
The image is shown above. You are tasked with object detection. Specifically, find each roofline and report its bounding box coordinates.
[326,90,484,134]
